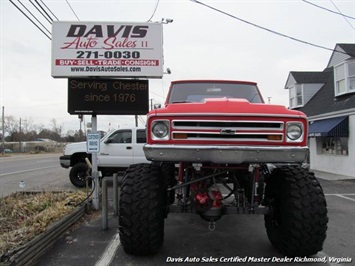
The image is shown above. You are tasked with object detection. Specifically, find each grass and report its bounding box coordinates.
[0,191,87,256]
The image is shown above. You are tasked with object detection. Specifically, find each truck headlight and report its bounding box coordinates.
[152,120,170,140]
[286,122,303,142]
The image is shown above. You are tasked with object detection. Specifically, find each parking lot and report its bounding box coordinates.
[36,176,355,266]
[1,154,354,266]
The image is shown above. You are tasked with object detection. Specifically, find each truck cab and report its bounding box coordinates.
[60,127,148,187]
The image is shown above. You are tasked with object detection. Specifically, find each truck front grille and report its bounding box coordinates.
[172,119,284,142]
[173,120,282,129]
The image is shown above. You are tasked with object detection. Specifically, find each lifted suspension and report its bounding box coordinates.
[167,164,270,217]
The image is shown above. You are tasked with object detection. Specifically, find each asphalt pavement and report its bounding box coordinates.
[35,176,355,266]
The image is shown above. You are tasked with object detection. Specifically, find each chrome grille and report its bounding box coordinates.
[172,120,284,142]
[173,120,283,130]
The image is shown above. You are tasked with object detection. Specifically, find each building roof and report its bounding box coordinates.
[338,43,355,57]
[298,68,355,117]
[290,71,330,84]
[327,43,355,68]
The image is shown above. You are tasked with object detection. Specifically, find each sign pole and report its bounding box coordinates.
[91,114,99,210]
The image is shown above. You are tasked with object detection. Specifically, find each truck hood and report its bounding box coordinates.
[149,98,306,118]
[64,141,86,154]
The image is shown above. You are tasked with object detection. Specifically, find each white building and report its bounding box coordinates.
[285,43,355,180]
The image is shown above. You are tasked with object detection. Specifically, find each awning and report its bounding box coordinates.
[308,116,349,137]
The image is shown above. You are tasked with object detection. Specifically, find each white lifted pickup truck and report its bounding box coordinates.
[60,127,149,187]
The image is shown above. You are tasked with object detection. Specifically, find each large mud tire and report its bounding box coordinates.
[69,163,90,188]
[264,165,328,256]
[119,163,166,255]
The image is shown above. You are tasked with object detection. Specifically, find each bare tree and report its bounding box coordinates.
[22,118,35,134]
[2,114,83,143]
[50,118,63,138]
[4,116,19,138]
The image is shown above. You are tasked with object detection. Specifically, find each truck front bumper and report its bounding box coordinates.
[60,155,71,168]
[143,145,309,164]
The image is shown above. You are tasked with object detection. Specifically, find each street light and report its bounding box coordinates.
[162,18,173,24]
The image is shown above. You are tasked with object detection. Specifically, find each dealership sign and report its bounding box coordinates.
[52,21,163,78]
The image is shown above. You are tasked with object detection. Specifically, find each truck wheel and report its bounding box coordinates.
[119,163,166,255]
[264,165,328,256]
[69,163,90,188]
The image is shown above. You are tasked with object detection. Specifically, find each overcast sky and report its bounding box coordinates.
[1,0,354,134]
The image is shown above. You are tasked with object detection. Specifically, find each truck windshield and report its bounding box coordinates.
[167,82,264,104]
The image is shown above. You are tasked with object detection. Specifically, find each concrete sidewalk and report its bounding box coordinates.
[36,210,119,266]
[36,176,120,266]
[312,169,355,181]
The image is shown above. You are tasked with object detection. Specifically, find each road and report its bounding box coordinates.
[1,154,354,265]
[0,153,76,197]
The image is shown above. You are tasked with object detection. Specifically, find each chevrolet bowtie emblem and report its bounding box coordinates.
[220,129,236,134]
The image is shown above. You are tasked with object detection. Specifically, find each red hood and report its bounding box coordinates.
[149,98,306,118]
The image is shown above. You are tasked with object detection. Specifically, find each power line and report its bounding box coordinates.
[9,0,51,40]
[34,0,55,23]
[66,0,80,21]
[329,0,355,31]
[191,0,348,55]
[302,0,355,20]
[147,0,160,22]
[29,0,52,24]
[17,0,51,35]
[39,0,59,21]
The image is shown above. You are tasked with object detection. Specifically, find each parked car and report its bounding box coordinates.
[0,148,12,153]
[60,127,149,187]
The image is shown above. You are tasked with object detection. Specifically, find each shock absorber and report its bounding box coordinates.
[176,163,185,203]
[249,164,261,212]
[254,166,261,205]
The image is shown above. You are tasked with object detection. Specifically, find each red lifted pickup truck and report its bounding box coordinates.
[119,80,328,257]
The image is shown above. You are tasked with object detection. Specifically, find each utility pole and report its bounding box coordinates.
[2,106,4,155]
[19,118,22,153]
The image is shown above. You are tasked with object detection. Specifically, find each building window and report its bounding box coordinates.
[334,60,355,96]
[348,61,355,91]
[317,137,349,156]
[289,85,303,108]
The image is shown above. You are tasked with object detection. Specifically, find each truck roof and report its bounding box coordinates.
[170,80,257,86]
[165,80,264,105]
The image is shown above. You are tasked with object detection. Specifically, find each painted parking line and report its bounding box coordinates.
[95,231,120,266]
[0,166,58,177]
[325,194,355,202]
